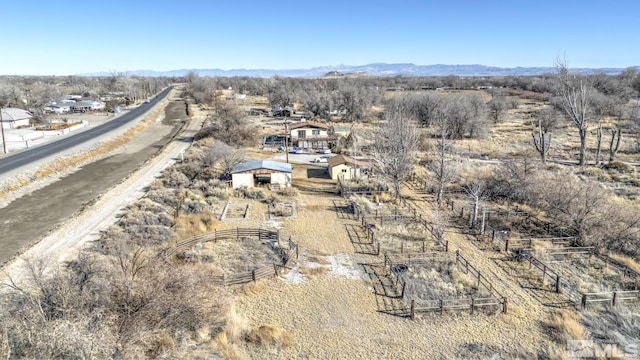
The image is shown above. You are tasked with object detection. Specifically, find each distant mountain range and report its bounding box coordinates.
[85,63,640,78]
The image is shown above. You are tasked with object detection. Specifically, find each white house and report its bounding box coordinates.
[71,100,105,112]
[1,108,32,129]
[45,102,72,114]
[289,122,331,149]
[231,160,292,189]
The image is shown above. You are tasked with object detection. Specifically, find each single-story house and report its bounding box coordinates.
[231,160,292,189]
[328,125,351,138]
[71,100,105,112]
[45,103,72,114]
[327,154,373,181]
[289,122,332,149]
[1,108,32,129]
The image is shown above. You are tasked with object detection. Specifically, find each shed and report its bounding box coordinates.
[327,154,372,181]
[231,160,292,189]
[1,108,32,129]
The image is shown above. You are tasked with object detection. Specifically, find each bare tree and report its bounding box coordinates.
[531,108,561,163]
[430,110,458,205]
[203,141,247,175]
[463,179,487,229]
[374,97,420,198]
[556,58,594,166]
[487,96,507,123]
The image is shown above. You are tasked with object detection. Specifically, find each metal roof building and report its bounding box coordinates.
[231,160,292,189]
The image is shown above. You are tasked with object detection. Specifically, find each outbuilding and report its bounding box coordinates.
[327,154,373,181]
[1,108,32,129]
[231,160,292,189]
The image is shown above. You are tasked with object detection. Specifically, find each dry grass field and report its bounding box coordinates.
[2,85,639,359]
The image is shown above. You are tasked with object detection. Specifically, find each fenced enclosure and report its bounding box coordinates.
[160,228,298,286]
[220,201,250,221]
[383,251,507,318]
[518,247,640,309]
[350,198,448,256]
[268,201,296,218]
[443,196,577,251]
[338,178,390,197]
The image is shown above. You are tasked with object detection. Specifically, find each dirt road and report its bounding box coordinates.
[0,98,191,266]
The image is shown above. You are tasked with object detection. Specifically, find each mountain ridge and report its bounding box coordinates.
[84,63,640,77]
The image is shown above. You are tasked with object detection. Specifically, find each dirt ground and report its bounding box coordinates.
[0,99,186,265]
[218,163,557,359]
[0,92,586,358]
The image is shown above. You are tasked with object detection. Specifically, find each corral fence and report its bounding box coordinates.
[519,247,640,308]
[351,200,449,254]
[384,251,508,318]
[443,196,576,244]
[159,228,299,286]
[338,178,390,197]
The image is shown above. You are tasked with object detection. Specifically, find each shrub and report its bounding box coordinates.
[281,187,298,197]
[604,160,633,174]
[163,169,190,188]
[146,188,179,208]
[234,186,265,200]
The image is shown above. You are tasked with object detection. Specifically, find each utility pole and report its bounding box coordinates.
[0,106,7,154]
[284,120,289,163]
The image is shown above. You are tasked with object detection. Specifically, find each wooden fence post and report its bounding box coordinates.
[477,271,481,287]
[492,230,495,242]
[556,275,561,293]
[612,292,617,306]
[542,265,547,285]
[295,243,299,259]
[273,263,278,276]
[503,298,508,314]
[445,240,449,252]
[410,300,415,320]
[581,294,587,310]
[471,298,475,315]
[440,300,444,315]
[505,239,509,252]
[252,269,256,282]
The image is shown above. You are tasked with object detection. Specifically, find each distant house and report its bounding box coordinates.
[289,122,332,149]
[1,108,32,129]
[71,100,105,113]
[45,102,72,114]
[327,154,373,181]
[328,125,351,138]
[269,106,293,117]
[225,93,247,100]
[231,160,292,189]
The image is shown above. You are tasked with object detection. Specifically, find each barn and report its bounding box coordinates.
[231,160,292,189]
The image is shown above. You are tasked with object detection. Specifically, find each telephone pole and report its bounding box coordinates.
[0,106,7,154]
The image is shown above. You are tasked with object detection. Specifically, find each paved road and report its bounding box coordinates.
[0,86,173,175]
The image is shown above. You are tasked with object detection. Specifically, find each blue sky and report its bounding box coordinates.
[2,0,638,75]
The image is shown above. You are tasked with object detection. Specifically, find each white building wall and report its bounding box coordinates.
[270,173,292,188]
[232,173,255,189]
[1,119,30,129]
[330,164,360,180]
